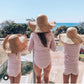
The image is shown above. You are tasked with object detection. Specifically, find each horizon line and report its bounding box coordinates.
[0,22,82,24]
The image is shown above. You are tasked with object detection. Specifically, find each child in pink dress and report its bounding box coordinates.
[28,14,56,83]
[3,34,28,84]
[59,27,84,84]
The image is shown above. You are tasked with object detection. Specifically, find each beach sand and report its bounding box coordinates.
[0,44,8,65]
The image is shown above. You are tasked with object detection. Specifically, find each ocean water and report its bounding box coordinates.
[0,23,80,30]
[53,23,80,31]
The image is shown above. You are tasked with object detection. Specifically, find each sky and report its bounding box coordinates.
[0,0,84,23]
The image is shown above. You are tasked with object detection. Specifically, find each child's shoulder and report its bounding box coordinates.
[30,32,38,40]
[8,52,21,56]
[63,43,81,47]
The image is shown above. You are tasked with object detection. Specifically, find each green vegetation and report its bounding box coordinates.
[54,26,68,37]
[0,63,7,80]
[21,61,33,75]
[54,23,84,37]
[79,54,84,62]
[0,20,32,38]
[0,21,84,38]
[79,54,84,58]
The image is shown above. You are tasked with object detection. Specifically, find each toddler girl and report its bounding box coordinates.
[59,27,84,84]
[3,34,28,84]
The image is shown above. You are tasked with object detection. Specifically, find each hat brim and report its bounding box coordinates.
[28,21,56,32]
[59,34,84,44]
[3,34,28,53]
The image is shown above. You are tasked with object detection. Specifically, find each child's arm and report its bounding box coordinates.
[50,33,56,51]
[28,33,34,52]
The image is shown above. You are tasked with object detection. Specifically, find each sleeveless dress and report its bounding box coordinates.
[7,53,21,77]
[63,43,80,75]
[28,32,56,69]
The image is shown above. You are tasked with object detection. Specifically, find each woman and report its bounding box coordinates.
[28,14,56,83]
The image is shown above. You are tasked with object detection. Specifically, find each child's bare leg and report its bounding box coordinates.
[71,74,78,84]
[43,63,51,83]
[63,74,70,84]
[34,64,42,83]
[9,76,14,84]
[14,72,21,84]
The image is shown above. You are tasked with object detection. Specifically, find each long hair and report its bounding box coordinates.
[37,33,47,47]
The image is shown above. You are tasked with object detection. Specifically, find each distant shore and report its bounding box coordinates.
[0,23,80,30]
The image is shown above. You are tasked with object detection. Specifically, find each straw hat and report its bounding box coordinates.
[3,34,28,53]
[28,14,56,33]
[59,27,84,44]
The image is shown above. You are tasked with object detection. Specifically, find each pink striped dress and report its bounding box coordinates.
[63,43,80,75]
[28,32,56,69]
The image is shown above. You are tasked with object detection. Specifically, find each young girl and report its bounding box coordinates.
[59,27,84,84]
[28,14,56,83]
[3,34,28,84]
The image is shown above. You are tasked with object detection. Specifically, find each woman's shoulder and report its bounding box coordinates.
[30,32,37,38]
[31,32,37,36]
[46,32,54,36]
[31,32,35,35]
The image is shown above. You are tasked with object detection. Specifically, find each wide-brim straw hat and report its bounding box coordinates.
[59,27,84,44]
[3,34,28,53]
[28,14,56,33]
